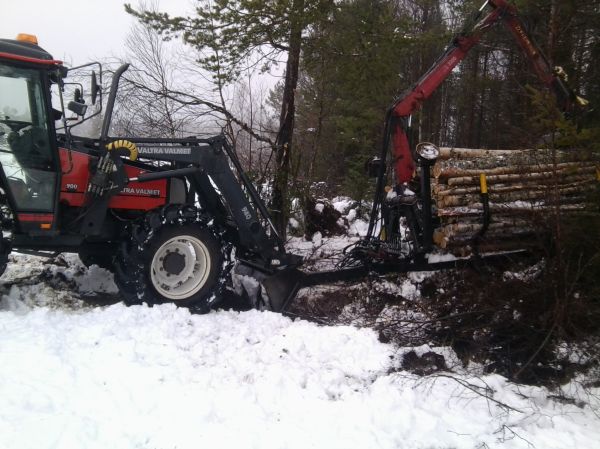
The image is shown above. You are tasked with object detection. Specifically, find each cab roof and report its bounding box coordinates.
[0,38,62,66]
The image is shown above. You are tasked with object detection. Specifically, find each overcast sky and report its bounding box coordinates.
[2,0,191,65]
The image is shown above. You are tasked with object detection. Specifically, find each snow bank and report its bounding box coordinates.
[287,234,357,271]
[0,302,394,449]
[1,296,599,449]
[332,196,355,214]
[1,255,599,449]
[47,254,119,294]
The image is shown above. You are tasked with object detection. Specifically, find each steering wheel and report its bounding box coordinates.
[0,119,31,133]
[0,121,10,138]
[6,125,52,170]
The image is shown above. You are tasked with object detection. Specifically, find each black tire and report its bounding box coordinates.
[114,206,231,311]
[0,237,11,278]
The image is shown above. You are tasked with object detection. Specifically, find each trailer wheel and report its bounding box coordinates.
[114,206,231,311]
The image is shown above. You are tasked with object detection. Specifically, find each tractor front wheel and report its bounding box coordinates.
[146,226,222,305]
[114,207,230,311]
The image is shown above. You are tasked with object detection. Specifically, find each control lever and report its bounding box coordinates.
[87,153,115,197]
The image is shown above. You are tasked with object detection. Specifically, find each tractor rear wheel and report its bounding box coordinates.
[78,247,114,270]
[114,206,231,311]
[0,237,10,278]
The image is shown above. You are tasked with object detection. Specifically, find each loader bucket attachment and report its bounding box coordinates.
[262,268,306,313]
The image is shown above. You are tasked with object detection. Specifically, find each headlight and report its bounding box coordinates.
[416,142,440,161]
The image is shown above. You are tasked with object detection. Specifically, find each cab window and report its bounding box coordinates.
[0,64,56,212]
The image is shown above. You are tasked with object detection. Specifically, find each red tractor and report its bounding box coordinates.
[0,34,303,311]
[0,0,585,312]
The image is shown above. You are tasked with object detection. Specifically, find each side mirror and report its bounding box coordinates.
[67,101,87,117]
[365,157,386,178]
[91,71,100,105]
[69,88,87,117]
[74,88,84,104]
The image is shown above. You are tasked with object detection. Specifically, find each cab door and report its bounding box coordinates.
[0,63,59,233]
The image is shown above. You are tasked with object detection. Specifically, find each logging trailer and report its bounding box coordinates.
[0,0,592,312]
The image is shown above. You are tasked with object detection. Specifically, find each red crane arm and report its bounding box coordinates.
[499,4,576,111]
[390,0,577,185]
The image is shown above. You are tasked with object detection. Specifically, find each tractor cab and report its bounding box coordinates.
[0,34,62,233]
[0,34,100,236]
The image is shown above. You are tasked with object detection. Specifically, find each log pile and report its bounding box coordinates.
[431,147,600,255]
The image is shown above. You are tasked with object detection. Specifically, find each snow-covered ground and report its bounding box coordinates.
[1,251,600,449]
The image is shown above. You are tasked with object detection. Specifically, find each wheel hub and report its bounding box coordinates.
[150,235,212,301]
[163,251,186,275]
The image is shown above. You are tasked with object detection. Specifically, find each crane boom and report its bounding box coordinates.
[390,0,580,185]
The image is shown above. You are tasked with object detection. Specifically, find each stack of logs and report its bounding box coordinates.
[431,147,600,255]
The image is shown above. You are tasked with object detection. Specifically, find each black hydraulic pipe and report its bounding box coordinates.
[99,63,130,145]
[125,137,209,144]
[472,174,491,255]
[131,167,201,183]
[267,250,528,313]
[419,157,435,251]
[300,250,527,288]
[366,111,394,239]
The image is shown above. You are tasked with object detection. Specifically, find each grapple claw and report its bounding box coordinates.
[233,263,305,313]
[261,268,305,313]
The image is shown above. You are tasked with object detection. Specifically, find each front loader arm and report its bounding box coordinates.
[390,0,581,185]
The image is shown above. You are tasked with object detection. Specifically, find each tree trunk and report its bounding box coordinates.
[434,178,596,196]
[436,189,589,208]
[438,147,538,160]
[436,203,589,218]
[446,166,597,186]
[434,161,598,180]
[547,0,559,66]
[271,1,304,239]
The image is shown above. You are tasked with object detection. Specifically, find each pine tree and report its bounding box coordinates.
[295,0,449,198]
[126,0,335,237]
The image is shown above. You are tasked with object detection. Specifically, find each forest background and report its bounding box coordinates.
[42,0,597,386]
[119,0,600,234]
